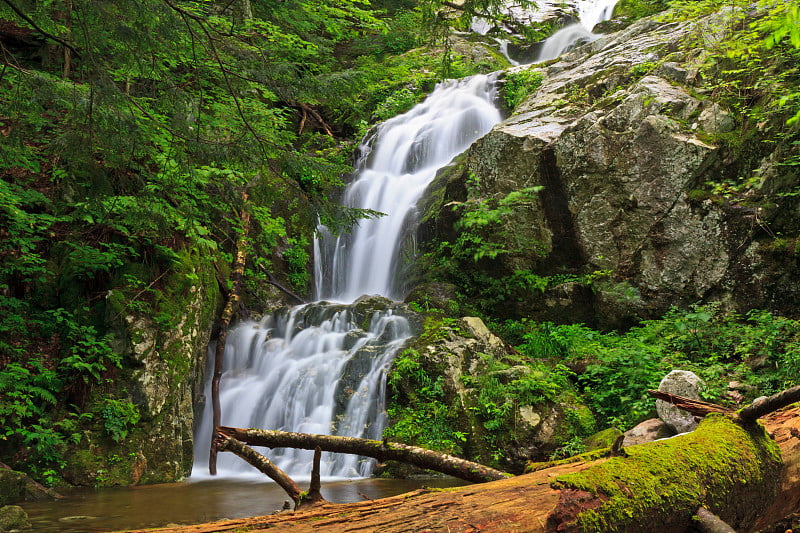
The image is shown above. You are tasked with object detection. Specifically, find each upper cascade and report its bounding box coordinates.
[536,0,620,62]
[315,74,502,303]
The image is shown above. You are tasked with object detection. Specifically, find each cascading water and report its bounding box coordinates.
[535,0,620,62]
[192,75,501,479]
[315,75,501,302]
[193,0,614,480]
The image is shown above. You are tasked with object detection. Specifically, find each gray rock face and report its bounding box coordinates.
[655,370,705,433]
[420,11,800,325]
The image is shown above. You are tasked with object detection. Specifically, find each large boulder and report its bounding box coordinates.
[418,12,800,326]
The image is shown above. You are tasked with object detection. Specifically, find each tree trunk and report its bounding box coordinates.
[125,405,800,533]
[208,194,251,475]
[216,426,510,484]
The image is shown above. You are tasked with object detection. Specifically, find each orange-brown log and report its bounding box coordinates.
[120,406,800,533]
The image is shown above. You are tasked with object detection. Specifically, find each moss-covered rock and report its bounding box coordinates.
[0,471,26,506]
[0,505,31,532]
[553,415,782,532]
[384,314,595,473]
[62,244,222,486]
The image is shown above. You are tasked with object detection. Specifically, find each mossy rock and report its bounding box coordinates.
[553,415,782,531]
[583,427,624,451]
[0,505,31,532]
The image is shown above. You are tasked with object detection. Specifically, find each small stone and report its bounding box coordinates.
[656,370,705,434]
[698,103,735,133]
[622,418,674,447]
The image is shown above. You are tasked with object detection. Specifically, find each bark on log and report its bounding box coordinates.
[216,426,510,483]
[647,389,733,417]
[208,194,251,475]
[215,434,302,504]
[124,405,800,533]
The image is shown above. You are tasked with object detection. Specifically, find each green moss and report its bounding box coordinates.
[583,427,624,451]
[552,415,782,532]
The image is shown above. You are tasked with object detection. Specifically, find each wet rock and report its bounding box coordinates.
[622,418,674,447]
[0,505,31,532]
[656,370,705,434]
[386,315,594,472]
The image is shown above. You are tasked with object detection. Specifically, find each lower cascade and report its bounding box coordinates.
[193,299,411,477]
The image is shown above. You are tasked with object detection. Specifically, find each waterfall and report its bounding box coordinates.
[535,0,620,62]
[193,0,614,481]
[315,75,501,302]
[193,75,501,479]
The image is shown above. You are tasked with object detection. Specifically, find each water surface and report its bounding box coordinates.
[21,477,466,532]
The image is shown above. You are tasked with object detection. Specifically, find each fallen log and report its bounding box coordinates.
[216,426,510,484]
[123,404,800,533]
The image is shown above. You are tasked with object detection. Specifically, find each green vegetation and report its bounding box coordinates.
[502,68,544,110]
[499,305,800,429]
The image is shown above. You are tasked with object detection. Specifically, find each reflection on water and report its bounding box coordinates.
[20,477,466,532]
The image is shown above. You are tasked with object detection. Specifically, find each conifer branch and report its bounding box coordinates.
[1,0,81,57]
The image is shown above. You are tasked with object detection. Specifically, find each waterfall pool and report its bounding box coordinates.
[20,476,467,532]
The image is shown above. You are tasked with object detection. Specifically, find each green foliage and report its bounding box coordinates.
[502,68,544,110]
[612,0,669,21]
[385,348,466,453]
[283,237,312,291]
[526,306,800,429]
[101,399,141,442]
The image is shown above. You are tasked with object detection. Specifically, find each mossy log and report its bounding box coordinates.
[124,405,800,533]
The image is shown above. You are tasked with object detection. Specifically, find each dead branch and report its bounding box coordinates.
[737,384,800,424]
[216,426,510,483]
[695,507,737,533]
[647,389,733,416]
[215,433,302,505]
[209,194,252,475]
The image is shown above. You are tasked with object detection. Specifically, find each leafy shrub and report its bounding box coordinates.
[101,399,141,442]
[502,68,544,110]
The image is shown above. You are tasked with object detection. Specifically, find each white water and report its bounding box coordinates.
[193,75,502,479]
[193,304,411,478]
[315,75,501,302]
[536,0,619,62]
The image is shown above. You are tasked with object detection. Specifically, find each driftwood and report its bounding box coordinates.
[695,507,737,533]
[208,193,251,475]
[119,404,800,533]
[216,426,510,484]
[214,434,327,509]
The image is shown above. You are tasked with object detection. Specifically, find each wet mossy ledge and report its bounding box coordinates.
[60,245,223,487]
